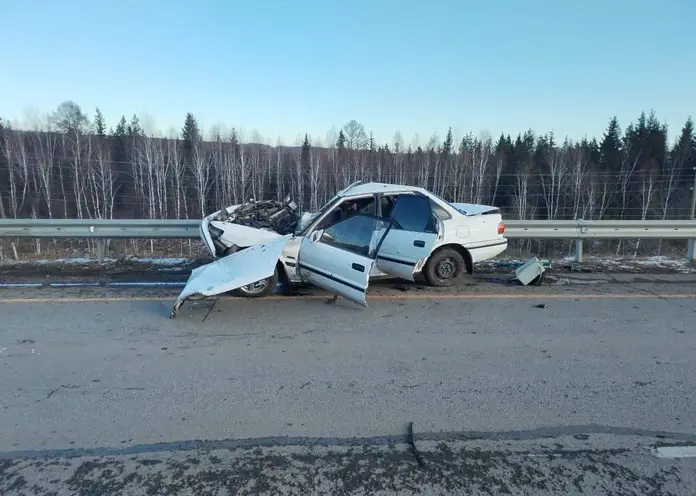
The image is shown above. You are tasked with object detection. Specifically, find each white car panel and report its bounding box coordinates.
[465,240,509,263]
[449,202,499,216]
[171,235,290,317]
[297,237,373,306]
[296,214,392,306]
[212,220,282,248]
[376,229,438,281]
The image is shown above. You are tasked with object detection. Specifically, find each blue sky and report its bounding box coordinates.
[2,0,694,145]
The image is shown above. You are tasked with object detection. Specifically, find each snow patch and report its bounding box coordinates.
[571,256,695,274]
[124,257,192,265]
[654,446,696,459]
[0,256,194,266]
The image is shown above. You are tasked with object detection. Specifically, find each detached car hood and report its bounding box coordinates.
[449,202,500,216]
[171,235,291,317]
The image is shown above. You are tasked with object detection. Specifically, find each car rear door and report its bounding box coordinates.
[297,213,392,306]
[375,193,439,281]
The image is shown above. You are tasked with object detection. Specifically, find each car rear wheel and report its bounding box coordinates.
[423,248,466,287]
[233,267,279,298]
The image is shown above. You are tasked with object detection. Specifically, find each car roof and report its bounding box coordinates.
[339,182,428,197]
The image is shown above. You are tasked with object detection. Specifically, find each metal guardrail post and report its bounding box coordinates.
[96,240,106,263]
[575,239,583,263]
[689,239,695,262]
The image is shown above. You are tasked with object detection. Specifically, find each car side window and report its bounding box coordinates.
[429,199,452,220]
[318,214,390,258]
[379,195,397,218]
[315,196,376,231]
[387,194,437,233]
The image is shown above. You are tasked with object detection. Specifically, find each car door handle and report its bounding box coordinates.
[352,263,365,272]
[413,240,425,247]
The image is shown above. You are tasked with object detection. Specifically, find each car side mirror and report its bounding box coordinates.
[309,229,323,243]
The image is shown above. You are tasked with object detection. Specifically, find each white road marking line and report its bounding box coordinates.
[654,446,696,459]
[49,282,101,287]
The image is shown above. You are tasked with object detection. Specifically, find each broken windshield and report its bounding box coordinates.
[294,197,341,237]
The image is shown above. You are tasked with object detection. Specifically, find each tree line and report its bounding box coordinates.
[1,101,694,224]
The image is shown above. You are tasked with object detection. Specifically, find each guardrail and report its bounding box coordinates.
[1,218,695,262]
[0,219,200,239]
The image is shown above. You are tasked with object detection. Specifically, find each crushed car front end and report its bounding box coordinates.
[200,198,300,257]
[200,211,227,257]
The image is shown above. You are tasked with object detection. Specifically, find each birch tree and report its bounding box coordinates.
[153,136,170,218]
[86,137,115,219]
[134,135,158,220]
[513,165,532,220]
[452,134,472,201]
[471,133,493,205]
[634,167,657,256]
[2,130,30,217]
[392,131,405,185]
[539,138,569,220]
[190,138,212,216]
[167,138,187,219]
[33,130,56,218]
[569,144,590,219]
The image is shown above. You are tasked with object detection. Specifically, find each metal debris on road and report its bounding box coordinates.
[515,257,546,286]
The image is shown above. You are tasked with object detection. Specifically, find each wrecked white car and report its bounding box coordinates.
[172,181,507,316]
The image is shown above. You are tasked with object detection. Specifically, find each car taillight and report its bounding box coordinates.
[497,222,505,235]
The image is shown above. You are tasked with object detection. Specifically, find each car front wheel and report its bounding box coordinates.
[233,267,279,298]
[423,248,466,287]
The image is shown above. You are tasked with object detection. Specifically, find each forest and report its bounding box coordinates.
[1,101,695,222]
[1,101,695,258]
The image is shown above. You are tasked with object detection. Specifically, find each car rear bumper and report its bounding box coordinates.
[467,239,508,263]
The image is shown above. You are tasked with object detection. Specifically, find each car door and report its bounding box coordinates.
[297,213,392,306]
[375,193,439,281]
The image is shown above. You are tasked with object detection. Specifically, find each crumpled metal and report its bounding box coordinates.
[215,197,300,235]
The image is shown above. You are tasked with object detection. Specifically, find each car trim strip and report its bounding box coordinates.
[377,255,415,267]
[467,240,508,250]
[298,263,366,293]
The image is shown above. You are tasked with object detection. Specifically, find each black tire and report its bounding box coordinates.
[233,266,279,298]
[423,248,466,287]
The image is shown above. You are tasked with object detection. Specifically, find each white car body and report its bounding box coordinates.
[173,181,507,315]
[201,181,507,280]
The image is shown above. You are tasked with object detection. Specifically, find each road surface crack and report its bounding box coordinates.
[407,421,426,468]
[201,298,218,322]
[43,384,80,401]
[621,282,695,312]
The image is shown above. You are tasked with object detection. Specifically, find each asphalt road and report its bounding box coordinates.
[1,281,695,494]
